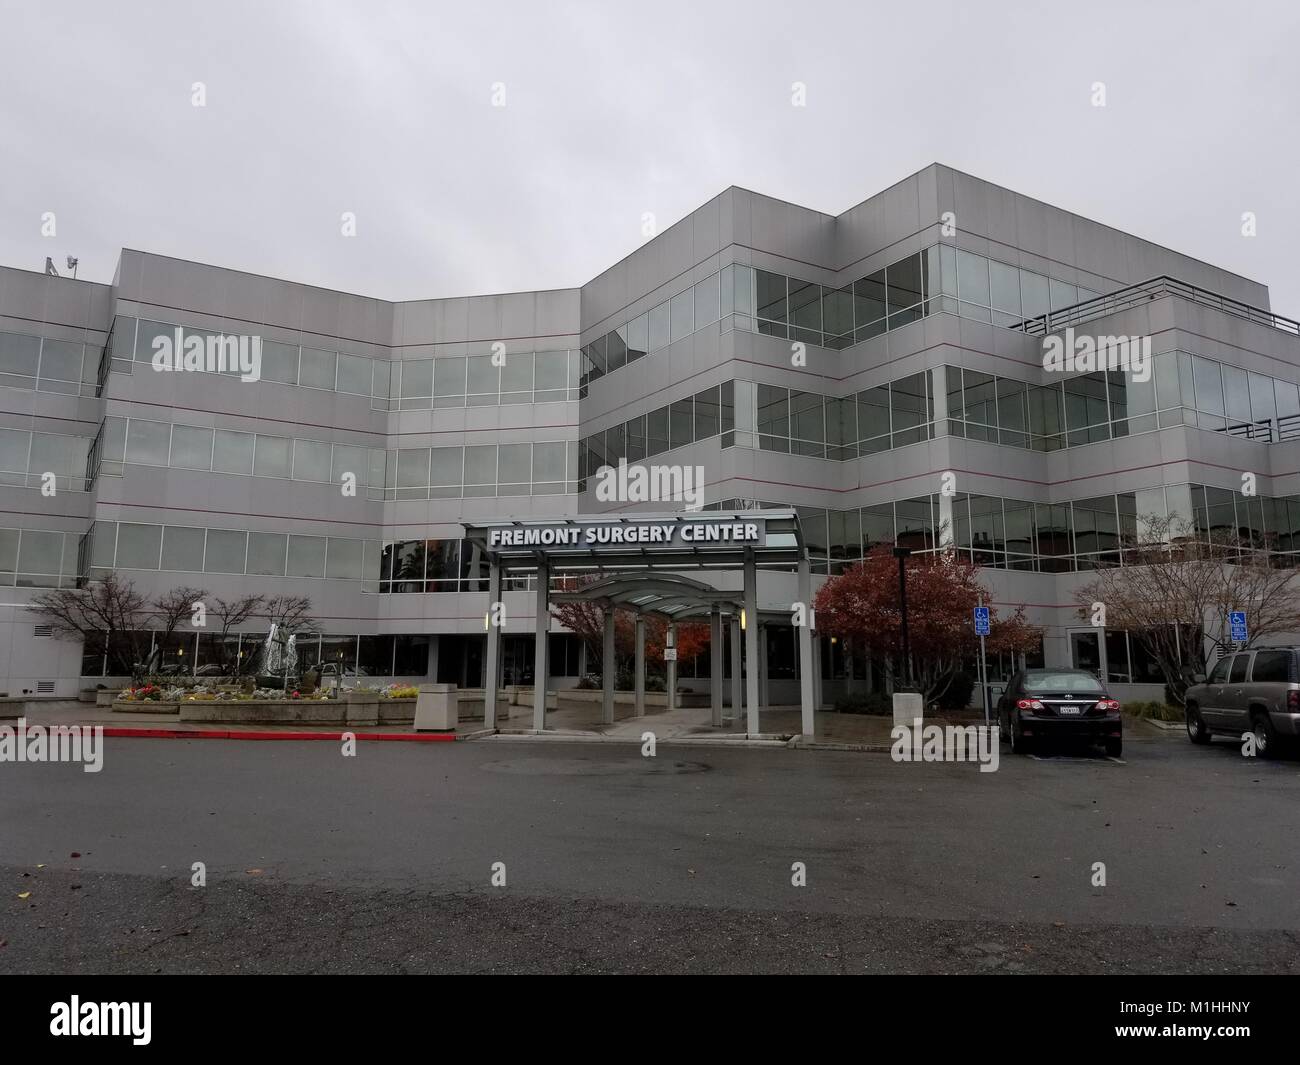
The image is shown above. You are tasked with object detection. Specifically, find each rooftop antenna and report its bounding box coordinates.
[44,256,59,277]
[65,256,79,279]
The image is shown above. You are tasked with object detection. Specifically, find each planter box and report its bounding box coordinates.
[107,696,415,725]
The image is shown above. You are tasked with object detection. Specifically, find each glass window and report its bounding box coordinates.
[670,399,693,449]
[39,339,82,383]
[401,359,434,401]
[0,332,40,376]
[788,280,822,337]
[856,385,890,447]
[429,447,462,489]
[247,532,287,576]
[887,255,923,313]
[532,441,566,485]
[647,407,669,455]
[500,351,533,398]
[293,439,332,482]
[134,321,173,362]
[670,289,693,342]
[1020,271,1049,318]
[212,430,254,475]
[299,348,337,390]
[756,271,788,326]
[116,523,162,569]
[169,425,213,470]
[336,353,371,396]
[790,391,824,447]
[648,302,671,351]
[125,419,170,466]
[1249,372,1277,426]
[467,355,498,400]
[1049,278,1078,311]
[433,357,465,405]
[1229,654,1250,684]
[498,443,530,489]
[956,251,990,306]
[253,435,292,478]
[17,530,62,583]
[694,274,720,327]
[0,428,27,475]
[757,385,789,440]
[694,386,720,440]
[624,316,648,364]
[260,340,299,384]
[326,538,363,579]
[823,285,853,340]
[161,525,206,571]
[853,270,886,326]
[989,261,1021,314]
[1251,650,1291,683]
[535,350,568,394]
[331,444,369,487]
[463,445,496,490]
[204,529,247,573]
[890,372,930,445]
[1192,356,1225,416]
[396,448,431,490]
[287,535,327,577]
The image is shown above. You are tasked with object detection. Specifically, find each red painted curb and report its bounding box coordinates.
[100,727,457,742]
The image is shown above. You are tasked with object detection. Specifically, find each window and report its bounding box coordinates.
[213,430,255,475]
[400,360,434,406]
[299,348,337,390]
[669,289,693,342]
[260,341,299,385]
[204,530,247,574]
[648,303,671,351]
[169,425,213,470]
[1251,649,1291,683]
[336,353,371,396]
[433,357,465,406]
[287,535,327,578]
[535,350,569,396]
[253,435,292,479]
[247,532,287,576]
[326,538,363,579]
[1208,656,1231,684]
[1229,654,1250,683]
[17,531,63,586]
[293,440,332,483]
[125,420,170,465]
[161,525,206,571]
[116,523,162,570]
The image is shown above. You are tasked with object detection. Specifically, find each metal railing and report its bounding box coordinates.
[1016,275,1300,338]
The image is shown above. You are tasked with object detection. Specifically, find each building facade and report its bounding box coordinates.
[2,163,1297,702]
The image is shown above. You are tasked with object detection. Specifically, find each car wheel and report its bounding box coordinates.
[1104,736,1122,758]
[1250,711,1279,759]
[1009,715,1030,755]
[1185,702,1211,745]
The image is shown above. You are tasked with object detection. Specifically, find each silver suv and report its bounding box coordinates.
[1184,647,1300,757]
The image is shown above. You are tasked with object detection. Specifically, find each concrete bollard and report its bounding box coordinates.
[414,683,458,732]
[892,691,923,728]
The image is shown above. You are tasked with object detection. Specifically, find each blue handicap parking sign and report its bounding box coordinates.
[1229,611,1248,642]
[973,606,990,636]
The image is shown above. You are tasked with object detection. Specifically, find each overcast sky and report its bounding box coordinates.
[2,0,1297,312]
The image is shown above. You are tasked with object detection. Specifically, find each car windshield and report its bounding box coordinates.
[1023,672,1104,693]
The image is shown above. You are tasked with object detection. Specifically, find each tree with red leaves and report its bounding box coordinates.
[550,585,710,683]
[813,546,1042,702]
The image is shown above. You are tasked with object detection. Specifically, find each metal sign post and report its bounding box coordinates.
[973,603,991,726]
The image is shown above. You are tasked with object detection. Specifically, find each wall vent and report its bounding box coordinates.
[34,625,54,638]
[36,680,56,694]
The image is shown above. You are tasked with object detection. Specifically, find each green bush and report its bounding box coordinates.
[1124,699,1184,722]
[833,692,893,716]
[936,671,976,710]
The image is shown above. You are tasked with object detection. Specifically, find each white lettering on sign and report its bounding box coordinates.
[486,522,762,549]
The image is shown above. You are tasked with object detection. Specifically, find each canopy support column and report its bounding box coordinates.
[602,606,616,724]
[729,616,742,726]
[634,615,646,717]
[532,559,550,731]
[744,552,759,736]
[798,555,815,739]
[666,622,677,712]
[710,607,723,727]
[484,559,502,729]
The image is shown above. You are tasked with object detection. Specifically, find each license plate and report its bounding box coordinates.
[1059,705,1082,715]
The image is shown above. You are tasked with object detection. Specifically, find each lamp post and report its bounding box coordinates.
[892,546,913,690]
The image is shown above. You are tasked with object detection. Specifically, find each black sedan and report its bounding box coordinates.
[997,668,1123,757]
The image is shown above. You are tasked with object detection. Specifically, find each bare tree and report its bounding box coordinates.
[262,594,318,636]
[150,585,210,651]
[1075,514,1300,704]
[209,594,266,674]
[30,573,150,678]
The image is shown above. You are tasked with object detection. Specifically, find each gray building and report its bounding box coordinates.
[2,163,1296,703]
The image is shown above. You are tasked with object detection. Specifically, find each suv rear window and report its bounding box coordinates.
[1022,672,1105,693]
[1251,650,1292,683]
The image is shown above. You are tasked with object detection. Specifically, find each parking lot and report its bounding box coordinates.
[2,720,1298,973]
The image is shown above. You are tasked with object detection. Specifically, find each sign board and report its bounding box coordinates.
[663,648,678,662]
[973,606,990,637]
[1229,610,1248,643]
[485,518,765,554]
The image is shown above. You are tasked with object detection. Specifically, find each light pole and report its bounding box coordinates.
[892,546,913,690]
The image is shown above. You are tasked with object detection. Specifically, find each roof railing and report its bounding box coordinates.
[1015,276,1300,338]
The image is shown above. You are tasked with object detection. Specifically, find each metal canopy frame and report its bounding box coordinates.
[460,510,816,739]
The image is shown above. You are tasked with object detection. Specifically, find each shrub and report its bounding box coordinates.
[575,675,600,690]
[935,671,976,710]
[833,692,892,715]
[1124,699,1184,722]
